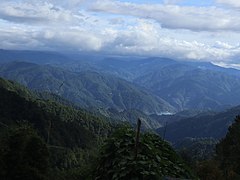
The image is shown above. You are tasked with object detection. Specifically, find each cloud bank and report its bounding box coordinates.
[0,0,240,66]
[92,0,240,32]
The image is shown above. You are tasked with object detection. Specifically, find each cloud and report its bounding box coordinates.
[39,28,105,51]
[163,0,183,5]
[0,25,44,50]
[216,0,240,8]
[0,0,240,67]
[0,1,87,25]
[91,0,240,32]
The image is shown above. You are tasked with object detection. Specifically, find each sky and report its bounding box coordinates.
[1,0,240,67]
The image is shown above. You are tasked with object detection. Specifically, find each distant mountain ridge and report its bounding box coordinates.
[1,49,240,112]
[58,55,240,111]
[135,65,240,111]
[0,49,73,64]
[0,61,175,117]
[157,105,240,143]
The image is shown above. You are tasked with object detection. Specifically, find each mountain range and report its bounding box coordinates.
[0,61,175,117]
[135,66,240,111]
[90,57,240,111]
[157,105,240,143]
[1,49,240,136]
[0,76,197,179]
[2,50,240,112]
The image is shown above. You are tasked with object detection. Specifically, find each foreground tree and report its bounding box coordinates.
[0,125,50,180]
[216,116,240,179]
[95,126,195,180]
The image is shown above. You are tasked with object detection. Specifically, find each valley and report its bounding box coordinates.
[1,0,240,178]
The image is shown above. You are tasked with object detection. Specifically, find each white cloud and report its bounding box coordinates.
[213,62,240,70]
[163,0,183,5]
[216,0,240,8]
[0,0,240,67]
[91,0,240,32]
[0,1,80,24]
[0,24,44,50]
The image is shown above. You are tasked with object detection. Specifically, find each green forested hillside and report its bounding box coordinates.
[175,137,218,162]
[0,125,52,180]
[0,62,175,115]
[2,50,240,112]
[0,77,197,179]
[93,108,162,130]
[216,116,240,179]
[157,105,240,143]
[135,65,240,111]
[0,77,112,146]
[193,116,240,180]
[0,77,114,178]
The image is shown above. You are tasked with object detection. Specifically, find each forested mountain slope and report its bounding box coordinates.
[0,77,112,148]
[135,66,240,111]
[157,105,240,143]
[0,61,175,115]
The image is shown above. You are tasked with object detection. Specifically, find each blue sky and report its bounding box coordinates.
[0,0,240,68]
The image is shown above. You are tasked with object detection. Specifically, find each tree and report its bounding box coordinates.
[95,126,195,180]
[0,125,50,180]
[216,116,240,179]
[195,160,224,180]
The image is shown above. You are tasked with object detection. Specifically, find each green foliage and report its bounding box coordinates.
[0,77,34,99]
[135,63,240,111]
[193,116,240,180]
[0,125,50,180]
[195,160,224,180]
[0,62,175,115]
[176,137,218,164]
[157,105,240,143]
[216,116,240,179]
[0,77,114,178]
[95,126,195,180]
[0,77,112,148]
[99,108,162,130]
